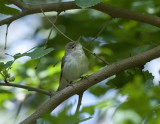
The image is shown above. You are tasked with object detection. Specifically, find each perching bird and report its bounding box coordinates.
[58,39,88,91]
[57,38,88,113]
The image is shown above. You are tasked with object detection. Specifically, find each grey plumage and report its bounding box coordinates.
[58,41,88,91]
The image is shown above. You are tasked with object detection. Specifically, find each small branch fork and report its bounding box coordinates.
[85,18,112,47]
[40,4,109,65]
[35,11,60,69]
[0,82,53,96]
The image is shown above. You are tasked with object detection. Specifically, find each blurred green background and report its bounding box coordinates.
[0,0,160,124]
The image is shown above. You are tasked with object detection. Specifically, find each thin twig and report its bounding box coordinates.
[53,60,60,67]
[35,5,60,69]
[0,82,52,96]
[45,26,54,45]
[40,5,109,65]
[4,24,10,49]
[44,12,60,45]
[86,18,112,47]
[35,59,41,69]
[39,6,74,42]
[83,47,109,65]
[14,101,23,124]
[83,19,112,65]
[150,41,159,46]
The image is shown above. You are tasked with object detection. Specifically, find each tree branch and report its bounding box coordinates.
[0,82,52,96]
[1,1,160,27]
[20,46,160,124]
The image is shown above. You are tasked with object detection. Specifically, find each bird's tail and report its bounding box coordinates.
[75,93,83,114]
[57,77,68,91]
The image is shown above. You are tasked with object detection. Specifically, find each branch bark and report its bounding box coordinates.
[20,46,160,124]
[1,1,160,27]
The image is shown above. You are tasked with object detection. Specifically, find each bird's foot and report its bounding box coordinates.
[67,81,73,87]
[67,83,75,89]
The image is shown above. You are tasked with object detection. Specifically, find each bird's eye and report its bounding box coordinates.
[72,46,74,49]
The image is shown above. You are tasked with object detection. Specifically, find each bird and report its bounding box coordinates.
[58,38,88,91]
[57,38,88,113]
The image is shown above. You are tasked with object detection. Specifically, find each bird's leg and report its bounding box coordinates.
[67,81,73,87]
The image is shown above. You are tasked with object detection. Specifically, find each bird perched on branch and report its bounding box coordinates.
[58,37,88,113]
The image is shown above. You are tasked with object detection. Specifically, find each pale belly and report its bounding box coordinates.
[62,54,88,82]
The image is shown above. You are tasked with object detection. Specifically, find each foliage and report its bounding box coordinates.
[0,0,20,15]
[75,0,102,8]
[0,46,54,82]
[0,0,160,124]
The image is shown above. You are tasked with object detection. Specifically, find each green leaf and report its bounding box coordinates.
[1,0,12,5]
[0,3,20,15]
[36,118,51,124]
[143,70,154,91]
[107,70,133,88]
[25,46,54,60]
[75,0,102,8]
[5,61,14,68]
[81,105,95,115]
[0,62,5,70]
[0,61,13,70]
[107,69,154,90]
[12,46,54,60]
[13,53,25,59]
[89,85,108,97]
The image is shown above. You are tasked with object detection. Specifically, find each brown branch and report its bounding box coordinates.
[1,2,160,27]
[20,46,160,124]
[0,82,52,96]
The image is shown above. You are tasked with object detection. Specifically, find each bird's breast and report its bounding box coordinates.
[62,52,88,82]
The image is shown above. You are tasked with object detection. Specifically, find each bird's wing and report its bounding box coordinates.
[60,56,65,81]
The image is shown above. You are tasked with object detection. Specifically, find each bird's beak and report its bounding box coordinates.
[75,36,81,46]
